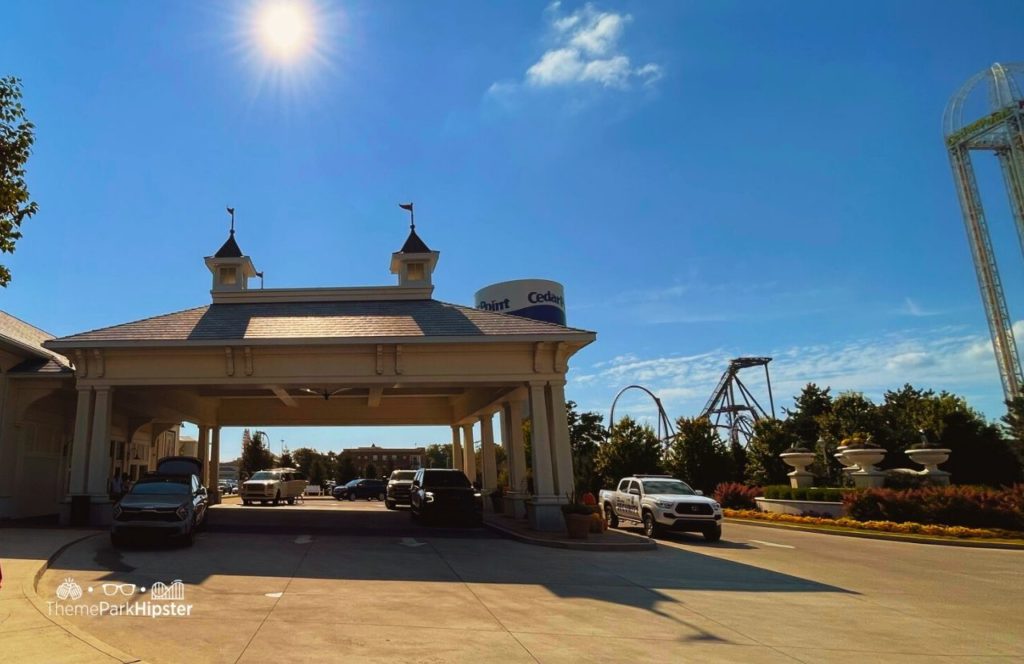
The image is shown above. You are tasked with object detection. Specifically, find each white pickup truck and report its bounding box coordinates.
[599,475,723,541]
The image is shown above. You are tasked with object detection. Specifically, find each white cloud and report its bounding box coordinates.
[494,3,662,95]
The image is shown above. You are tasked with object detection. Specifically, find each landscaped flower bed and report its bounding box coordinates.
[723,508,1024,540]
[844,485,1024,531]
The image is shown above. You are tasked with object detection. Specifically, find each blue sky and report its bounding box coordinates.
[2,1,1023,461]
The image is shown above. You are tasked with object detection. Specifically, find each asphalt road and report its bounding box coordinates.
[31,499,1024,663]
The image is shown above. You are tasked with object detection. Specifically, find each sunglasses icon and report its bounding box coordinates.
[101,583,136,597]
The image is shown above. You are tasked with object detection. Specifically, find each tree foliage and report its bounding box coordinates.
[744,418,792,486]
[0,77,37,287]
[336,455,357,483]
[240,430,274,480]
[664,416,733,494]
[567,400,607,494]
[593,416,662,489]
[424,443,449,468]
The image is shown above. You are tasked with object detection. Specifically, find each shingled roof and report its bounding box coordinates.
[214,231,243,258]
[0,310,71,369]
[46,299,594,346]
[399,228,431,254]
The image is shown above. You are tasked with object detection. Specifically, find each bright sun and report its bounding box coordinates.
[257,2,312,60]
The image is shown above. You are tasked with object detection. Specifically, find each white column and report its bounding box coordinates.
[547,382,575,497]
[480,412,498,492]
[69,387,94,495]
[450,425,463,470]
[198,425,209,487]
[528,383,554,497]
[85,387,113,497]
[461,423,476,484]
[507,400,527,494]
[211,426,221,504]
[499,404,512,488]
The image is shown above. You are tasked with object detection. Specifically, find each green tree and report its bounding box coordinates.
[336,455,357,483]
[665,417,732,494]
[567,400,606,494]
[593,416,662,490]
[279,450,294,469]
[364,462,378,479]
[784,383,832,449]
[309,459,327,487]
[744,418,792,486]
[0,77,37,287]
[240,430,274,479]
[424,443,449,468]
[1001,396,1024,443]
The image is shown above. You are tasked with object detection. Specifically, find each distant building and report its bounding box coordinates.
[340,444,424,477]
[219,461,239,481]
[178,436,198,457]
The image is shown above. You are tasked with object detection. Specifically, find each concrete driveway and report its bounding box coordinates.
[29,499,1024,663]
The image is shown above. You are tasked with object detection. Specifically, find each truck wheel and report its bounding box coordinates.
[703,525,722,542]
[385,500,396,510]
[642,511,661,539]
[272,491,281,506]
[605,503,619,528]
[287,497,295,505]
[243,500,251,506]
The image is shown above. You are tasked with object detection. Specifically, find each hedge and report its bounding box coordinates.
[761,485,847,502]
[844,485,1024,531]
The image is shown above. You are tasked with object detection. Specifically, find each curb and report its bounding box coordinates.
[726,517,1024,550]
[483,519,657,551]
[21,532,147,663]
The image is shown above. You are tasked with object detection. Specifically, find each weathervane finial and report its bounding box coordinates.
[226,206,236,235]
[399,202,415,230]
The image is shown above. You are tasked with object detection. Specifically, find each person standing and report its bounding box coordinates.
[109,473,123,501]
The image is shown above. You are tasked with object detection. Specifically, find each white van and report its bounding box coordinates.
[240,468,308,505]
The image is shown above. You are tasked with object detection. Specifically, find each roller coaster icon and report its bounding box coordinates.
[150,579,185,601]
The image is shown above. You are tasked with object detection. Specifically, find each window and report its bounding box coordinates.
[406,263,425,281]
[617,479,629,492]
[219,266,237,285]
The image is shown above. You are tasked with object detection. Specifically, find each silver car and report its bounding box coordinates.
[111,475,208,547]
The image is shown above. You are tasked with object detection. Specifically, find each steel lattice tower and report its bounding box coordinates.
[945,63,1024,402]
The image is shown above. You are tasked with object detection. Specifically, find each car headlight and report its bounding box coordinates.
[175,505,189,520]
[425,491,434,503]
[473,492,482,498]
[655,500,674,509]
[711,501,722,511]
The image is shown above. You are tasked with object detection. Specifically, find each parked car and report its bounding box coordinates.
[111,473,208,547]
[385,470,416,509]
[333,478,386,501]
[217,480,237,495]
[240,468,307,505]
[409,468,482,525]
[599,474,723,541]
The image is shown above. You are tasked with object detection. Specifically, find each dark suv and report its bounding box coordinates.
[409,469,482,525]
[333,478,386,501]
[385,470,416,509]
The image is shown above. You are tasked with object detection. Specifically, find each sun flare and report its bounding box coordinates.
[256,2,312,60]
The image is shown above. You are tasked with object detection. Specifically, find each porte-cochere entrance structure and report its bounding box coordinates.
[42,221,595,531]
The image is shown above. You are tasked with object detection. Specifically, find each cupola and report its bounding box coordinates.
[205,208,259,293]
[390,203,439,287]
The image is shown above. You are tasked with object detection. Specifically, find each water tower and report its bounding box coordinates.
[944,62,1024,401]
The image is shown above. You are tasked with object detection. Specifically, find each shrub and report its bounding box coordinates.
[713,482,760,509]
[762,485,847,502]
[844,485,1024,531]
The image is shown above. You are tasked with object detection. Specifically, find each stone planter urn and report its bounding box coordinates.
[834,445,859,472]
[780,451,817,488]
[906,448,952,485]
[844,448,887,488]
